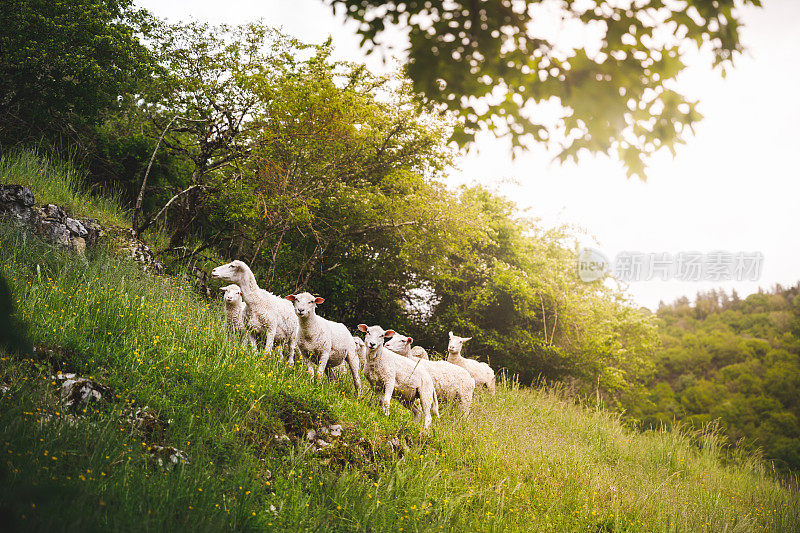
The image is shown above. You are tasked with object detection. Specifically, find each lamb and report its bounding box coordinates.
[220,284,247,333]
[410,346,429,360]
[381,332,429,360]
[357,324,439,428]
[447,332,496,395]
[285,292,361,397]
[385,333,475,415]
[211,260,298,362]
[353,335,366,371]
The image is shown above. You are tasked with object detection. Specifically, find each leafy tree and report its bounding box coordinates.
[331,0,760,177]
[0,0,153,144]
[131,21,305,239]
[629,285,800,471]
[427,186,657,394]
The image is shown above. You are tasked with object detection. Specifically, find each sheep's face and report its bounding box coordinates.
[384,334,413,355]
[358,324,395,352]
[448,331,472,355]
[353,336,366,350]
[211,260,247,284]
[220,284,243,305]
[285,292,324,318]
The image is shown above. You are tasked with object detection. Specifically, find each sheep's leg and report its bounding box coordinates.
[317,350,331,380]
[264,325,277,354]
[381,378,395,416]
[411,399,421,420]
[247,332,258,351]
[285,330,297,365]
[324,364,338,380]
[423,401,432,429]
[459,390,471,417]
[418,389,433,428]
[345,351,361,397]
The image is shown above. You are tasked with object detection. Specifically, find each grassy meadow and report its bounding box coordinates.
[1,152,799,531]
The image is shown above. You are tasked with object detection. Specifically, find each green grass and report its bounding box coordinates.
[0,149,128,226]
[1,159,799,531]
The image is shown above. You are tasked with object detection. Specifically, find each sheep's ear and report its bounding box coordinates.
[357,324,368,333]
[384,330,396,338]
[448,331,453,338]
[406,337,414,345]
[285,294,296,302]
[314,297,325,305]
[463,336,472,342]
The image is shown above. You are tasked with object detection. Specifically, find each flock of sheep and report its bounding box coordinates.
[213,260,496,428]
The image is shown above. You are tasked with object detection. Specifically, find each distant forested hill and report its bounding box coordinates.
[626,286,800,471]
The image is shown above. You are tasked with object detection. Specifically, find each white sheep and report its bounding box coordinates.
[219,284,247,333]
[381,332,429,360]
[410,346,429,360]
[211,260,298,362]
[285,292,361,396]
[385,333,475,416]
[447,332,496,395]
[353,335,366,371]
[357,324,439,428]
[382,333,415,358]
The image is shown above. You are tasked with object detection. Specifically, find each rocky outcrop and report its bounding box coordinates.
[0,184,163,272]
[0,184,100,252]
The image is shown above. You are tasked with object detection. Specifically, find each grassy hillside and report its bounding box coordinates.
[1,154,799,531]
[0,150,127,226]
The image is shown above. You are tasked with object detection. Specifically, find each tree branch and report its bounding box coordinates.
[137,184,202,235]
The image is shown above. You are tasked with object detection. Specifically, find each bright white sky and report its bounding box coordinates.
[136,0,800,310]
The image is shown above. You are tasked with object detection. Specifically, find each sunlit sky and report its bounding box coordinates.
[136,0,800,310]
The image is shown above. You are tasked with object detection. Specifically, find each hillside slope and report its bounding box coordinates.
[1,158,799,531]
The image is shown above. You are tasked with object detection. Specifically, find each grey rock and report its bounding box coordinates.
[61,378,111,410]
[329,424,343,437]
[0,185,36,206]
[43,203,66,222]
[149,445,189,469]
[39,219,71,246]
[65,217,88,237]
[50,372,77,380]
[0,186,39,226]
[71,236,86,254]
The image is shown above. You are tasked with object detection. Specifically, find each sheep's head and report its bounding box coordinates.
[358,324,395,353]
[211,260,248,284]
[352,336,366,351]
[285,292,323,318]
[384,333,413,356]
[448,331,472,355]
[220,284,243,305]
[353,336,366,364]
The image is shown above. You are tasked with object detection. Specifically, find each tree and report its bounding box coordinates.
[0,0,153,145]
[427,186,658,392]
[632,283,800,471]
[331,0,760,178]
[132,21,304,240]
